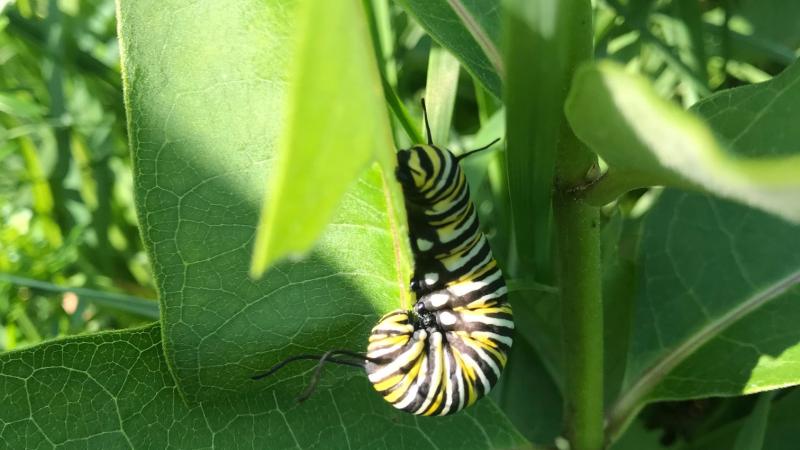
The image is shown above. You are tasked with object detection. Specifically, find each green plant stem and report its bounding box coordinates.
[555,145,604,450]
[554,29,602,450]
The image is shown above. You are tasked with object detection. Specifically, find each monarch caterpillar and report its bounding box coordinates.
[254,100,513,416]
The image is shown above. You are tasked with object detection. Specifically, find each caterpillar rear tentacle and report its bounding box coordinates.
[253,99,512,415]
[251,349,374,403]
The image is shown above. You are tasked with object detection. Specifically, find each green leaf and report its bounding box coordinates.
[118,0,413,401]
[251,0,396,275]
[733,391,776,450]
[0,325,530,449]
[566,60,800,223]
[607,191,800,441]
[395,0,503,99]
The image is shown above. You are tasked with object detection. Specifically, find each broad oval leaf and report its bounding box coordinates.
[396,0,503,98]
[608,191,800,440]
[0,325,530,449]
[565,60,800,223]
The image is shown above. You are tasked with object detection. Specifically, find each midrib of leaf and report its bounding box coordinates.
[607,267,800,440]
[446,0,505,79]
[379,164,412,311]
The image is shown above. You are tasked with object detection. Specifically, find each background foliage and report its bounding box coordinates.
[1,0,799,449]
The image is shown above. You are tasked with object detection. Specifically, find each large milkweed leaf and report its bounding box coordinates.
[116,0,527,445]
[0,325,529,449]
[607,191,800,441]
[565,60,800,223]
[395,0,503,98]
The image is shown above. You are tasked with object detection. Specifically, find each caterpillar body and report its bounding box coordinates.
[364,143,513,416]
[253,101,512,416]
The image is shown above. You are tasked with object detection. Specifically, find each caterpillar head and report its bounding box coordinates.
[395,145,457,194]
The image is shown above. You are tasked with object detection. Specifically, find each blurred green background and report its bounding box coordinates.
[0,0,155,350]
[1,0,797,360]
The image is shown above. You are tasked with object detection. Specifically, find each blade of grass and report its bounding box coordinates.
[424,46,460,144]
[0,273,160,319]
